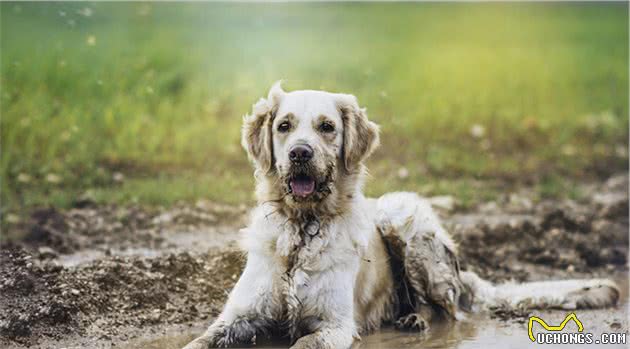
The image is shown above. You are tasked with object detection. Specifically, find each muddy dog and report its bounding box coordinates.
[183,83,619,349]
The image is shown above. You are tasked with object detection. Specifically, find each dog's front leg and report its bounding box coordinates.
[290,326,357,349]
[289,268,358,349]
[183,253,276,349]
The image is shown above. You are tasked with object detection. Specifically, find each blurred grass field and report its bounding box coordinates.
[1,2,628,212]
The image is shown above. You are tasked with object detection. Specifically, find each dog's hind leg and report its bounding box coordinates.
[376,191,619,322]
[461,271,620,311]
[393,304,434,331]
[376,192,469,327]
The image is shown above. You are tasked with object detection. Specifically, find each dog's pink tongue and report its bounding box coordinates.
[290,177,315,197]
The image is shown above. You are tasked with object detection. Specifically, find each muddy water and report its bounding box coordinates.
[3,177,627,349]
[124,278,629,349]
[111,208,630,349]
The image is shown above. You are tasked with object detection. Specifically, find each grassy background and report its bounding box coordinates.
[1,2,628,212]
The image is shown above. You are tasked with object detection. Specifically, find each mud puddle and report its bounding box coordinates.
[126,318,630,349]
[125,276,628,349]
[1,174,628,348]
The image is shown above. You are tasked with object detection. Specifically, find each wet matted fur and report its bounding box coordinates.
[183,83,619,349]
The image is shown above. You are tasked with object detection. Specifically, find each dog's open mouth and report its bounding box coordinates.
[289,174,316,197]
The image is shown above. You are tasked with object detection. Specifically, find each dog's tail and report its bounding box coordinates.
[460,271,620,311]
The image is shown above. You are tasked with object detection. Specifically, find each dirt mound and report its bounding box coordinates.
[455,183,628,282]
[0,175,627,347]
[0,248,77,343]
[4,201,247,256]
[0,248,76,342]
[0,247,245,346]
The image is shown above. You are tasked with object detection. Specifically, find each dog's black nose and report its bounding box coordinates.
[289,144,314,163]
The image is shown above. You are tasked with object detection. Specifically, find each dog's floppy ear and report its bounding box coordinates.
[336,93,380,172]
[241,81,284,173]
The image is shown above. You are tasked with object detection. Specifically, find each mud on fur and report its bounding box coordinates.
[183,84,619,349]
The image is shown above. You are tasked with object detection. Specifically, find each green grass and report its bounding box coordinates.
[1,2,628,212]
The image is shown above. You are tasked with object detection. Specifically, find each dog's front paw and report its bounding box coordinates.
[182,324,229,349]
[291,336,328,349]
[182,335,213,349]
[394,313,429,332]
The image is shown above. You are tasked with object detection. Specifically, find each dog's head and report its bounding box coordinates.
[242,82,379,211]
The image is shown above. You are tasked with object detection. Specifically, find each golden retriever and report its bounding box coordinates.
[183,82,618,349]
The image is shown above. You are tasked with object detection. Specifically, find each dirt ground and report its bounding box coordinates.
[1,174,628,349]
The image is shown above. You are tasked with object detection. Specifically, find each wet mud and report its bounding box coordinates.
[1,175,628,348]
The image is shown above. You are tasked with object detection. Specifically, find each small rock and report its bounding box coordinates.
[152,212,173,225]
[597,196,628,219]
[150,310,161,322]
[112,172,125,183]
[604,174,628,191]
[470,124,486,139]
[397,167,409,180]
[45,173,62,184]
[592,192,626,207]
[5,213,20,224]
[16,173,31,183]
[610,322,622,330]
[478,201,499,213]
[548,228,562,238]
[73,192,96,208]
[38,246,59,259]
[507,193,533,212]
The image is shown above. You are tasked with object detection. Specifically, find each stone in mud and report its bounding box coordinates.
[37,246,59,259]
[532,250,558,265]
[0,314,32,339]
[600,247,627,266]
[597,198,629,219]
[541,208,590,233]
[23,208,75,254]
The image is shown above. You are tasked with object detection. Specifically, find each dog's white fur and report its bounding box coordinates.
[184,83,619,349]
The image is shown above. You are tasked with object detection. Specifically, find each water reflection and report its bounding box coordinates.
[125,276,628,349]
[125,318,488,349]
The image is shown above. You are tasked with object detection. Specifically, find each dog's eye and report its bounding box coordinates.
[277,121,291,133]
[318,122,335,133]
